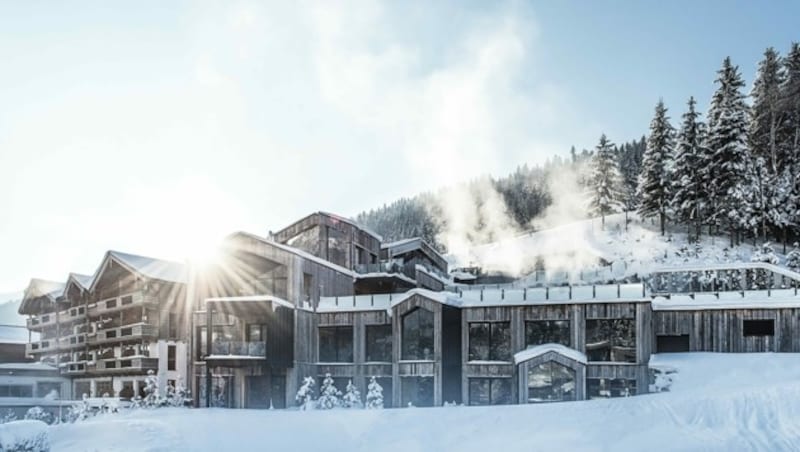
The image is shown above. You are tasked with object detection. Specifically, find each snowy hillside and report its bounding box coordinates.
[451,213,779,284]
[47,353,800,451]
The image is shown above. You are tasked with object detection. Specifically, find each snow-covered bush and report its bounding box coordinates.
[317,374,341,410]
[0,420,50,452]
[143,370,166,408]
[23,407,52,425]
[786,243,800,274]
[295,377,316,410]
[165,379,191,407]
[750,243,779,289]
[341,380,362,409]
[65,395,91,423]
[649,366,676,393]
[365,377,383,409]
[1,410,17,424]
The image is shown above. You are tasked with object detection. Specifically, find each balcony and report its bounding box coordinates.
[26,339,57,355]
[88,292,157,317]
[63,361,88,375]
[209,341,266,357]
[89,323,158,345]
[58,333,87,349]
[94,357,158,373]
[354,261,416,280]
[26,313,56,330]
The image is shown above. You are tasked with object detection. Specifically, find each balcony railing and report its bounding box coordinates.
[58,333,87,349]
[354,261,417,280]
[26,340,57,354]
[95,357,158,372]
[90,323,158,345]
[88,292,157,317]
[209,341,266,357]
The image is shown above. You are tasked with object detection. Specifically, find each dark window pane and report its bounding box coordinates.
[525,320,570,348]
[588,378,637,398]
[468,378,490,405]
[490,378,512,405]
[402,308,434,360]
[468,323,490,361]
[401,377,433,407]
[585,318,636,363]
[319,326,353,362]
[743,319,774,336]
[490,323,511,361]
[366,325,392,362]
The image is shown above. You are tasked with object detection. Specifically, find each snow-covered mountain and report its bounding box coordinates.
[0,292,29,343]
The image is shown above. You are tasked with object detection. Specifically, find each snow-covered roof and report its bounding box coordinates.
[67,273,94,291]
[89,250,187,291]
[18,279,66,314]
[353,271,416,285]
[318,211,383,241]
[0,362,58,371]
[205,294,295,310]
[381,237,420,249]
[513,344,587,365]
[652,290,800,311]
[231,231,356,277]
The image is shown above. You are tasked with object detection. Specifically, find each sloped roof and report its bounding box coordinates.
[514,344,587,365]
[18,279,66,315]
[69,273,94,290]
[89,250,187,291]
[230,231,356,277]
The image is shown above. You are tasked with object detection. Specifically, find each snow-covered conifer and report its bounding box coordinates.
[317,374,342,410]
[341,380,363,409]
[638,99,676,235]
[295,376,316,410]
[786,243,800,273]
[588,134,624,229]
[365,376,384,409]
[705,57,750,245]
[671,97,705,240]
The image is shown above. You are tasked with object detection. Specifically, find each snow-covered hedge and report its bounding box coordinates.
[0,420,50,452]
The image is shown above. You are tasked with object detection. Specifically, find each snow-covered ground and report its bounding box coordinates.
[48,353,800,451]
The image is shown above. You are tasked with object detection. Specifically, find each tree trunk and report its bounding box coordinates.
[660,210,666,236]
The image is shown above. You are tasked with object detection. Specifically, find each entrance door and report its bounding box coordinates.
[246,376,271,409]
[270,374,286,409]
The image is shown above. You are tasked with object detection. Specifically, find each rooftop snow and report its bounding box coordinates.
[104,250,187,284]
[513,344,588,365]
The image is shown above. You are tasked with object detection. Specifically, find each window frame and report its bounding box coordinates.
[365,324,392,362]
[318,325,354,363]
[524,319,571,348]
[468,321,511,362]
[584,317,637,363]
[401,308,435,361]
[742,319,775,337]
[167,344,177,371]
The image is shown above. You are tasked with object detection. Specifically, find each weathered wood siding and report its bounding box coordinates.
[653,308,800,352]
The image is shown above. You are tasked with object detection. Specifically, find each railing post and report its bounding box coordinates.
[523,288,527,301]
[592,285,596,299]
[371,294,374,306]
[545,287,549,300]
[617,284,620,298]
[642,282,646,298]
[569,285,572,299]
[501,289,505,300]
[480,289,484,302]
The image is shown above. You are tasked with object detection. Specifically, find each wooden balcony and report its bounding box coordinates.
[88,292,158,317]
[57,333,87,349]
[26,313,56,331]
[88,323,158,345]
[94,357,158,373]
[26,339,57,355]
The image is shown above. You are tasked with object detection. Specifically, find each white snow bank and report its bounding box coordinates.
[0,420,49,452]
[49,353,800,452]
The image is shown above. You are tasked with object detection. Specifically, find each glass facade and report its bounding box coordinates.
[468,322,511,361]
[318,326,354,362]
[401,308,434,360]
[525,320,571,347]
[400,376,434,407]
[527,361,576,403]
[365,324,392,362]
[587,378,636,398]
[585,318,637,362]
[468,378,512,405]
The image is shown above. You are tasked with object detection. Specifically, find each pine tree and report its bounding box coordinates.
[588,134,623,229]
[317,374,342,410]
[295,376,316,410]
[638,99,675,235]
[706,57,751,245]
[341,380,363,409]
[671,97,705,241]
[779,43,800,247]
[365,376,384,409]
[786,243,800,273]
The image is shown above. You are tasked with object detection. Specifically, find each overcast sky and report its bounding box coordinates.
[1,0,798,293]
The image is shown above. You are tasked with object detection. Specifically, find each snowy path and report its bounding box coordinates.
[49,354,800,452]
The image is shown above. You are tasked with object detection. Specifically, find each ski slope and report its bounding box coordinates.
[48,353,800,451]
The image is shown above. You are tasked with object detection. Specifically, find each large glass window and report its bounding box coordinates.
[588,378,636,398]
[585,318,636,362]
[400,377,434,407]
[365,325,392,362]
[327,226,348,268]
[525,320,570,347]
[401,308,434,360]
[247,324,265,342]
[168,345,176,371]
[318,326,353,362]
[0,385,33,398]
[468,322,511,361]
[527,361,576,403]
[468,378,512,405]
